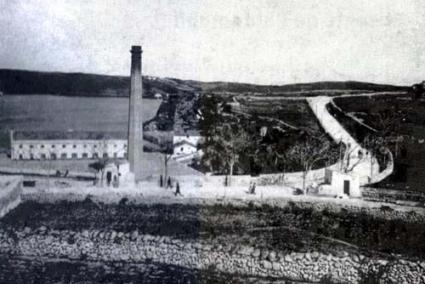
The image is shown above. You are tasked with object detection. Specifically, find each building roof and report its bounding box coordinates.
[12,130,127,141]
[174,129,201,137]
[173,140,197,148]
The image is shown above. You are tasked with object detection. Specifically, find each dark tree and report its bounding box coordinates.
[89,159,108,186]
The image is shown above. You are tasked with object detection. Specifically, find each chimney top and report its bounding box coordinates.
[131,45,143,53]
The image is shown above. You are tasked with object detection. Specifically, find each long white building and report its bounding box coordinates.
[10,130,128,160]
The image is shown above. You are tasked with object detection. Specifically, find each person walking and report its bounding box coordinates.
[175,182,182,196]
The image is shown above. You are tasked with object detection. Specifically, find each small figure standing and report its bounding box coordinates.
[106,172,112,187]
[175,182,182,196]
[249,182,256,194]
[159,175,163,187]
[167,176,172,189]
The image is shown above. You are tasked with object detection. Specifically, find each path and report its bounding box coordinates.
[243,91,405,101]
[306,96,391,185]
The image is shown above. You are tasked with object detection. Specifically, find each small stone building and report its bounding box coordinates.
[101,162,131,187]
[318,169,361,198]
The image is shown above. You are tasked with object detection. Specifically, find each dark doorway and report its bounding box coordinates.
[343,180,350,195]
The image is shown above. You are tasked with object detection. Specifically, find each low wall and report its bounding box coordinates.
[0,166,95,180]
[0,228,424,283]
[0,175,22,218]
[205,163,340,188]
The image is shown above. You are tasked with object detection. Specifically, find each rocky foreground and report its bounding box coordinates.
[0,226,424,283]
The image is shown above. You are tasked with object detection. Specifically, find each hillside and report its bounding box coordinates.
[0,69,199,98]
[196,80,409,94]
[0,69,409,97]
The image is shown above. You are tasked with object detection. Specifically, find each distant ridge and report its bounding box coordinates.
[0,69,409,97]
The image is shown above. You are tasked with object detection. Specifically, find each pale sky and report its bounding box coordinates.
[1,0,425,85]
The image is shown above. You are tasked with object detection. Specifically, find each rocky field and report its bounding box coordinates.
[0,198,425,283]
[0,226,424,283]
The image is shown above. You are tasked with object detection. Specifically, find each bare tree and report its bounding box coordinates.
[217,123,249,186]
[273,139,288,182]
[163,153,172,183]
[287,134,335,193]
[362,134,392,181]
[340,143,367,173]
[155,134,174,184]
[373,109,405,158]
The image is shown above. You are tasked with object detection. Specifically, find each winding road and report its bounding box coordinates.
[307,96,392,185]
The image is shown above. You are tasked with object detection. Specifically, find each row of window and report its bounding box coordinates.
[18,143,127,149]
[17,152,127,160]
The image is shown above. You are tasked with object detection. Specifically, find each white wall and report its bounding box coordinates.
[173,144,197,156]
[203,162,342,189]
[319,170,361,197]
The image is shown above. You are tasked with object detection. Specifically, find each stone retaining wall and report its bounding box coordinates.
[0,227,424,283]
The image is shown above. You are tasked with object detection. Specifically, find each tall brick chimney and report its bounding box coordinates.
[128,45,143,181]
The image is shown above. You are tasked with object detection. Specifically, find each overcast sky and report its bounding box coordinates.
[1,0,424,85]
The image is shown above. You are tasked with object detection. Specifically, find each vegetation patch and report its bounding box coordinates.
[198,95,340,177]
[333,94,425,192]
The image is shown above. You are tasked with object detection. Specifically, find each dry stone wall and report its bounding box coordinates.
[0,227,424,283]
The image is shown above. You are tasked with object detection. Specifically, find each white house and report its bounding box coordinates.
[10,130,128,160]
[173,130,202,148]
[318,169,361,198]
[172,129,202,161]
[173,140,197,156]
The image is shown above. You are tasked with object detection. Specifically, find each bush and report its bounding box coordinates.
[380,205,394,212]
[119,197,129,206]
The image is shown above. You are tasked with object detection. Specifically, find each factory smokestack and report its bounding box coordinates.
[127,45,143,181]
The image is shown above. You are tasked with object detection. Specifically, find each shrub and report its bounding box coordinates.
[119,197,129,206]
[380,205,394,212]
